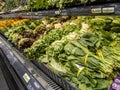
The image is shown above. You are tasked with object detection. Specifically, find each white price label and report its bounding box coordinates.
[91,8,102,14]
[35,13,38,15]
[55,11,60,14]
[23,73,30,83]
[103,7,115,13]
[61,13,67,15]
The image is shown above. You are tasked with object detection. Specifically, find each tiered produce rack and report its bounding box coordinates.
[0,0,120,90]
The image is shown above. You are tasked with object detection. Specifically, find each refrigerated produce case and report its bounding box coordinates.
[0,1,120,90]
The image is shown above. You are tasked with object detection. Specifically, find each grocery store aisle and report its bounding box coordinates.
[0,65,9,90]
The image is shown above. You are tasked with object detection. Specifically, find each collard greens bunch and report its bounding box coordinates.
[38,16,120,90]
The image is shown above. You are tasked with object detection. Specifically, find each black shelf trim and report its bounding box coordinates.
[0,3,119,19]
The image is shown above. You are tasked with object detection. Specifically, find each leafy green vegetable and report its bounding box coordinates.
[24,24,79,60]
[1,16,120,90]
[27,0,96,10]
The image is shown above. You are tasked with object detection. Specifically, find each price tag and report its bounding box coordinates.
[103,7,115,13]
[91,8,102,14]
[35,13,38,15]
[23,73,30,83]
[27,13,29,15]
[55,11,60,15]
[61,12,67,15]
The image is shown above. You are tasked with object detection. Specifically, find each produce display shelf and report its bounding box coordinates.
[0,34,62,90]
[0,30,78,90]
[0,1,119,90]
[0,2,119,19]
